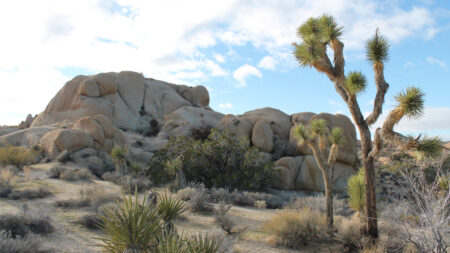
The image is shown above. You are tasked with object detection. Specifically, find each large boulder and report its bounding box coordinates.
[161,106,224,137]
[215,115,253,139]
[289,112,358,166]
[0,126,57,147]
[242,108,291,139]
[31,71,210,132]
[40,129,94,158]
[252,121,274,152]
[273,156,304,190]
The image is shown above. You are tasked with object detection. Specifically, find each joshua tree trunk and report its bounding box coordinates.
[323,171,334,234]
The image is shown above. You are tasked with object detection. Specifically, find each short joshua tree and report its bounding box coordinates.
[293,119,343,234]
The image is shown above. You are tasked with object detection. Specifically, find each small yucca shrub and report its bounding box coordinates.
[347,167,365,213]
[157,193,185,232]
[98,192,162,252]
[186,234,223,253]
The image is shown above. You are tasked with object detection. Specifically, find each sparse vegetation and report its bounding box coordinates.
[287,194,351,217]
[264,207,328,249]
[110,145,128,174]
[8,186,52,200]
[0,206,53,237]
[48,165,93,181]
[214,202,235,235]
[0,167,15,198]
[55,186,117,209]
[0,232,44,253]
[0,146,37,168]
[102,172,152,193]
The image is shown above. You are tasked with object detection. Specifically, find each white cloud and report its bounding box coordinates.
[257,56,276,70]
[232,64,262,88]
[371,107,450,139]
[403,61,416,68]
[214,54,225,63]
[426,56,447,68]
[0,0,441,124]
[218,102,233,109]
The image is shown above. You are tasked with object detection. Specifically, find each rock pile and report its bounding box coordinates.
[0,71,359,192]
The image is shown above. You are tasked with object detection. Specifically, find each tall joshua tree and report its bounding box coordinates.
[293,15,442,240]
[293,119,344,234]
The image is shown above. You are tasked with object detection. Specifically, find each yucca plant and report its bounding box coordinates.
[293,14,443,240]
[293,118,344,234]
[186,233,223,253]
[98,192,162,252]
[111,145,128,174]
[347,168,365,214]
[157,192,186,233]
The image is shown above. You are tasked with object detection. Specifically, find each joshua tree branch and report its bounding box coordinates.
[368,128,382,160]
[365,65,390,126]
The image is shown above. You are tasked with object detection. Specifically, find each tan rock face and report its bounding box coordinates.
[40,129,94,158]
[215,115,253,139]
[243,107,291,139]
[31,71,210,132]
[252,121,274,152]
[161,106,224,137]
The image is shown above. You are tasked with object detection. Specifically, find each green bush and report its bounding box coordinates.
[347,167,365,213]
[0,146,37,168]
[147,129,276,191]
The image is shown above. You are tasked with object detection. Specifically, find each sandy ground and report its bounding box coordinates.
[0,163,339,253]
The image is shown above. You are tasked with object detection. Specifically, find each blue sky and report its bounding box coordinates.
[0,0,449,140]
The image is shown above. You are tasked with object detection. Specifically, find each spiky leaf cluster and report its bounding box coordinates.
[366,29,389,65]
[394,87,424,119]
[293,124,309,145]
[417,136,443,158]
[309,119,328,138]
[347,167,365,212]
[157,193,186,225]
[345,71,367,95]
[294,15,342,67]
[328,127,344,145]
[318,14,343,42]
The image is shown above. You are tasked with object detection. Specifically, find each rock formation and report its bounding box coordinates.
[0,71,359,192]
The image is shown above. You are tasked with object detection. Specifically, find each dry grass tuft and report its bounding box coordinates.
[264,207,328,249]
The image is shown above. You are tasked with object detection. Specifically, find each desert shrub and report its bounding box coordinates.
[102,172,152,193]
[176,186,200,201]
[214,202,234,235]
[229,190,284,209]
[0,167,15,198]
[76,214,103,230]
[347,167,365,213]
[254,200,267,209]
[287,195,351,216]
[0,146,36,168]
[0,231,43,253]
[56,186,117,209]
[208,187,233,203]
[264,208,328,249]
[47,166,93,181]
[189,190,214,214]
[335,214,365,251]
[8,186,52,200]
[0,211,53,238]
[129,162,142,174]
[147,129,276,191]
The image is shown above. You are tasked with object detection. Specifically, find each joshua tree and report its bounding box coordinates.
[111,145,128,174]
[293,15,442,240]
[293,119,344,234]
